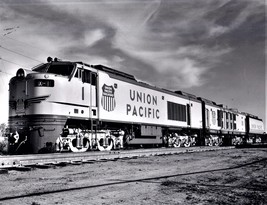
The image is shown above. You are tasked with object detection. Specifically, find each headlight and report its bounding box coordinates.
[34,79,54,87]
[16,68,27,78]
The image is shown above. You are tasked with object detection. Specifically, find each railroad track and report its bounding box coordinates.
[1,157,266,202]
[0,146,234,170]
[0,148,266,203]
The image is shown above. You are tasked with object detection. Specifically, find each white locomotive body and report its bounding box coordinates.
[7,58,265,153]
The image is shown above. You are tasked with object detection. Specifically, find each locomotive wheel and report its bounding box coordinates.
[232,138,237,146]
[213,139,219,146]
[206,138,213,146]
[212,136,221,146]
[83,138,90,150]
[97,138,113,151]
[184,140,191,147]
[162,135,168,147]
[173,139,181,147]
[69,138,90,152]
[237,139,242,145]
[255,137,261,143]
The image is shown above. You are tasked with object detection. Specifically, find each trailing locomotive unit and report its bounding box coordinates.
[244,113,265,143]
[8,57,265,153]
[198,99,246,146]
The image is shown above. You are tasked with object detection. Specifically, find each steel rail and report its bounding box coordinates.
[0,146,234,169]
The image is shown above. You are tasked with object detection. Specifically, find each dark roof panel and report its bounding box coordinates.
[175,91,197,99]
[92,64,136,81]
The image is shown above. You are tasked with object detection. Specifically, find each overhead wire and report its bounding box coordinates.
[0,35,45,75]
[0,45,43,63]
[1,60,9,77]
[0,74,5,89]
[3,36,50,54]
[0,57,29,68]
[0,73,6,88]
[0,70,13,76]
[0,61,9,89]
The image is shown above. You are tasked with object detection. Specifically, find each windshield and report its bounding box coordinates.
[47,64,74,76]
[32,63,75,77]
[32,63,48,72]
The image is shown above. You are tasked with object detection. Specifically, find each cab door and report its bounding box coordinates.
[205,109,210,128]
[73,67,98,118]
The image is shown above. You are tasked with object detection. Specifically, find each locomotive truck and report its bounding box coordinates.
[7,57,265,153]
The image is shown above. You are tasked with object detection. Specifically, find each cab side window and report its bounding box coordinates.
[75,68,83,79]
[74,68,96,85]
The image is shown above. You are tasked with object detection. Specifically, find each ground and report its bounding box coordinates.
[0,148,266,205]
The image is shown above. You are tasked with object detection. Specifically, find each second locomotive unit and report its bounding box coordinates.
[8,57,265,153]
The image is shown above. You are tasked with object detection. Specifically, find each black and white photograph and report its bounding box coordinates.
[0,0,266,204]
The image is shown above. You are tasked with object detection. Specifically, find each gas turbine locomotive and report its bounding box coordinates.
[8,58,265,153]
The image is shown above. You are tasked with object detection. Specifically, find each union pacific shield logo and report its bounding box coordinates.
[101,84,116,112]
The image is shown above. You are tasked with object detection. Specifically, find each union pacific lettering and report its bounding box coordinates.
[251,124,264,130]
[126,89,160,119]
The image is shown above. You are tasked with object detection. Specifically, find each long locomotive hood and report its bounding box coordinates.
[97,71,203,129]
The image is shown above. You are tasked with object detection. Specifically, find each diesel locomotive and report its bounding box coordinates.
[7,57,265,153]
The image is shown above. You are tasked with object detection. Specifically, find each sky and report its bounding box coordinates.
[0,0,266,129]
